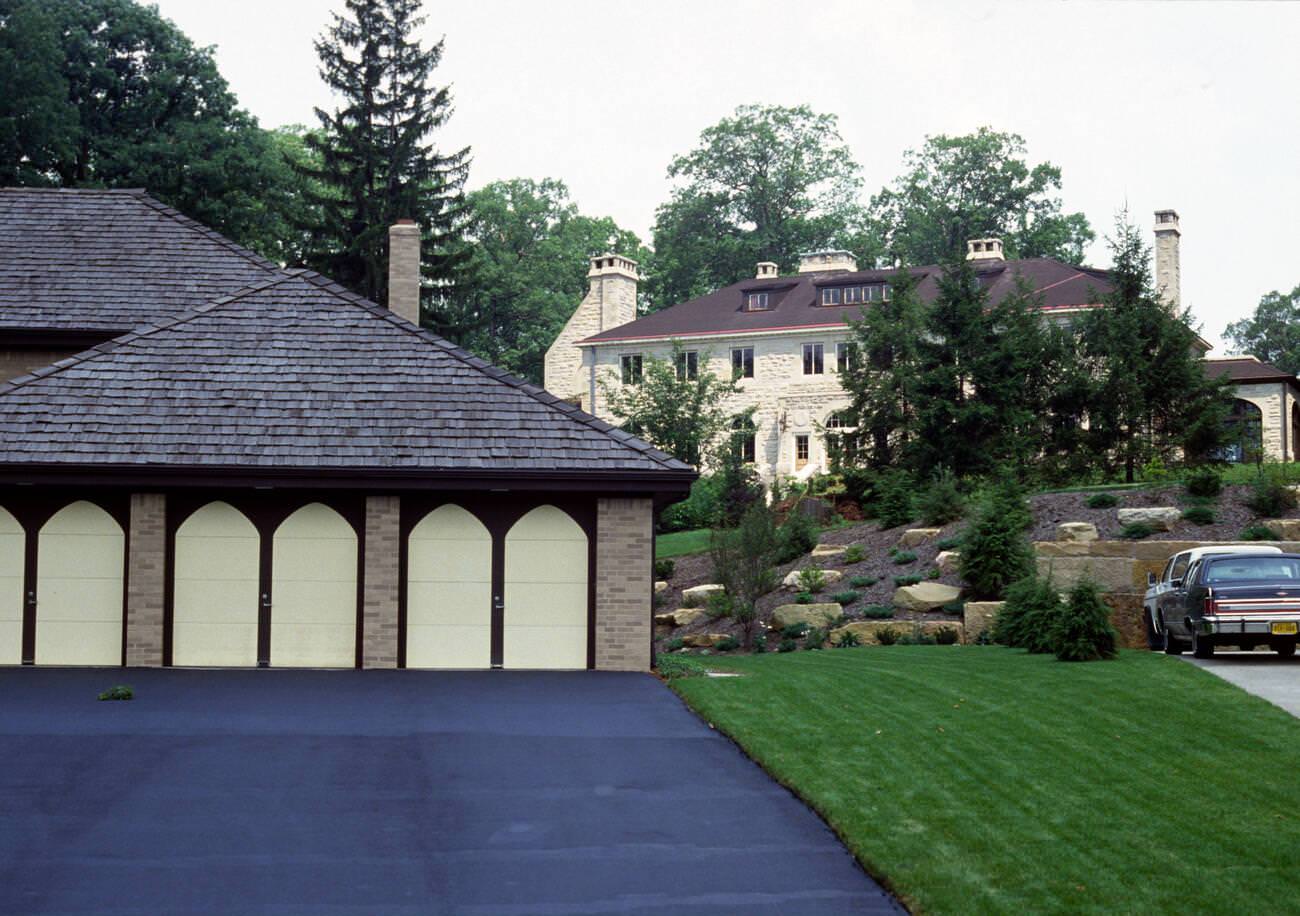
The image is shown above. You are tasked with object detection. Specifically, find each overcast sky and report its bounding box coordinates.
[153,0,1300,350]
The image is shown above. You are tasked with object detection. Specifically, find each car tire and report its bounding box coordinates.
[1275,640,1297,659]
[1143,609,1161,651]
[1162,625,1185,656]
[1192,629,1216,659]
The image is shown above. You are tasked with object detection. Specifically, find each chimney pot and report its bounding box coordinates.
[796,249,857,274]
[965,238,1005,262]
[756,261,779,280]
[387,221,421,324]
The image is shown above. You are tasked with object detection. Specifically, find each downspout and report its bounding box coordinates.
[588,350,597,416]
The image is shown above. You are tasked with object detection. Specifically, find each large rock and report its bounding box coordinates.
[654,580,670,595]
[681,633,730,648]
[1117,507,1181,532]
[681,583,725,607]
[1036,556,1136,593]
[935,550,961,575]
[782,568,843,589]
[794,497,833,523]
[1261,519,1300,540]
[830,619,964,646]
[893,581,962,612]
[898,528,942,548]
[771,603,842,630]
[963,601,1003,643]
[654,608,707,628]
[1056,522,1099,543]
[811,543,846,558]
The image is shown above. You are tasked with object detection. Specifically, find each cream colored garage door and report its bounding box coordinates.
[173,502,260,667]
[504,505,587,669]
[0,506,23,666]
[36,501,124,666]
[407,504,491,669]
[271,503,356,668]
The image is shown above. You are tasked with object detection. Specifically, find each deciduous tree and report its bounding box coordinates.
[1224,285,1300,376]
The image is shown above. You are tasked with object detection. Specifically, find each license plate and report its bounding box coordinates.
[1271,622,1298,636]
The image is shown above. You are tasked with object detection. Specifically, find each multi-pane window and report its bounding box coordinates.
[820,287,841,306]
[731,416,756,464]
[731,346,754,379]
[674,350,698,381]
[821,284,890,305]
[620,354,642,385]
[802,342,824,375]
[836,341,854,373]
[746,292,770,310]
[795,434,810,468]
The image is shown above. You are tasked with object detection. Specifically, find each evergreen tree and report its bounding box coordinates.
[959,478,1035,600]
[1051,579,1118,662]
[298,0,469,311]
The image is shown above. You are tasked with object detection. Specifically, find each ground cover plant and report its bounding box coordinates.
[671,648,1300,914]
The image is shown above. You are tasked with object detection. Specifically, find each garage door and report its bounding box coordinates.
[271,503,356,668]
[407,504,491,669]
[0,506,22,666]
[173,502,260,667]
[504,505,587,669]
[36,501,124,666]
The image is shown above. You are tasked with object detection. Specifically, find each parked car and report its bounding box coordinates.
[1156,552,1300,658]
[1143,545,1283,650]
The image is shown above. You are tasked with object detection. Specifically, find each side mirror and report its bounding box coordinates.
[1170,578,1183,589]
[1147,572,1157,587]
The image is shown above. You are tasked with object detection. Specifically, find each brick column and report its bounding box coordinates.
[595,497,653,671]
[125,493,166,667]
[362,495,400,668]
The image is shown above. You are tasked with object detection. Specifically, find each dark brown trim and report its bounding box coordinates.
[586,517,598,670]
[0,328,120,350]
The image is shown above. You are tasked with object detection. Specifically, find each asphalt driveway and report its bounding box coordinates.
[1185,650,1300,717]
[0,668,898,915]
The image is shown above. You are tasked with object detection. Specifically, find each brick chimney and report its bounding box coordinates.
[797,250,857,274]
[543,253,639,407]
[387,219,421,324]
[965,238,1005,262]
[756,261,779,280]
[1154,209,1180,310]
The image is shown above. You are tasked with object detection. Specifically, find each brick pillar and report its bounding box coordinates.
[125,493,166,667]
[362,495,400,668]
[595,497,653,671]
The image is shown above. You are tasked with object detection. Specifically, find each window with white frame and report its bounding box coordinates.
[730,346,754,379]
[620,353,642,385]
[674,349,698,381]
[802,342,824,375]
[795,434,810,468]
[746,292,770,311]
[820,287,842,306]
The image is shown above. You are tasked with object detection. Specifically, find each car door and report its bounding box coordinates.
[1159,555,1195,636]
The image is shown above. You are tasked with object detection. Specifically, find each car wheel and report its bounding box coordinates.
[1162,624,1185,656]
[1275,640,1297,659]
[1192,629,1216,659]
[1142,609,1161,651]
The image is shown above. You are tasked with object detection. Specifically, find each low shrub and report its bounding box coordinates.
[664,637,685,652]
[842,544,866,564]
[655,655,703,679]
[97,685,133,701]
[714,636,740,652]
[654,558,676,580]
[660,473,725,532]
[934,535,962,551]
[1119,522,1155,540]
[897,625,937,646]
[1241,524,1281,541]
[1184,466,1224,499]
[796,567,827,593]
[875,626,899,645]
[775,511,819,564]
[652,590,669,609]
[993,573,1064,653]
[795,591,814,604]
[778,638,798,653]
[834,629,861,648]
[831,590,861,606]
[892,550,918,565]
[941,598,965,614]
[705,592,734,618]
[751,634,767,653]
[1086,492,1119,509]
[1245,464,1299,517]
[934,626,960,645]
[804,627,828,650]
[862,604,894,619]
[925,568,941,579]
[781,622,810,639]
[894,574,923,587]
[875,469,916,530]
[849,575,878,588]
[1182,505,1216,525]
[1051,579,1118,661]
[918,469,966,526]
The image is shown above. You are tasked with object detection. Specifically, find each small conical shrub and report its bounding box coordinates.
[959,479,1035,600]
[1052,579,1118,662]
[875,469,915,530]
[993,574,1063,652]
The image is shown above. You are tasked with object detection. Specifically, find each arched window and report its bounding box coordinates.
[823,410,860,468]
[1220,399,1264,464]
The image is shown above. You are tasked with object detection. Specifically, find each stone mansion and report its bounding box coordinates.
[545,211,1300,481]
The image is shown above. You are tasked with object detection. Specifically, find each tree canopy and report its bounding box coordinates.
[1224,284,1300,375]
[870,127,1094,267]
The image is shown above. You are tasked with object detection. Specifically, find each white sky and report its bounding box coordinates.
[152,0,1300,350]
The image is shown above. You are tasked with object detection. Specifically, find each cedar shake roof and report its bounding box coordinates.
[0,271,693,479]
[0,187,282,332]
[581,258,1114,344]
[1204,356,1299,387]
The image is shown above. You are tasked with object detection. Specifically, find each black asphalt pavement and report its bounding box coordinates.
[0,668,899,915]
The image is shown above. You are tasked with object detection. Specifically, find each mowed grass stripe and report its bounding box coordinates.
[671,647,1300,914]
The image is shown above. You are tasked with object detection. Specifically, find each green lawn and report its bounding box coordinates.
[655,527,712,559]
[670,647,1300,915]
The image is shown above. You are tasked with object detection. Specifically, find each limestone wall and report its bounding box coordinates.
[1233,381,1290,461]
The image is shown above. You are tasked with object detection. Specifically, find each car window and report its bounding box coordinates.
[1204,557,1300,583]
[1159,557,1175,583]
[1171,554,1191,581]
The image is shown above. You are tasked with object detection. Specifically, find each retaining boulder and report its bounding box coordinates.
[771,603,842,630]
[1117,507,1180,532]
[893,581,962,612]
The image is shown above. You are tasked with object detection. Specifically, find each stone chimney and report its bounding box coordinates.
[797,250,857,274]
[1154,209,1180,310]
[965,238,1005,262]
[387,219,421,324]
[544,253,639,407]
[756,261,779,280]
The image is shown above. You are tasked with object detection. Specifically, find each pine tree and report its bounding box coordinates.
[297,0,469,312]
[1052,579,1118,661]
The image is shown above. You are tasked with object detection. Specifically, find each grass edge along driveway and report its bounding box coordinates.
[670,647,1300,915]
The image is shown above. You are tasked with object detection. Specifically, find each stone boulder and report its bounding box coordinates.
[654,608,707,628]
[1056,522,1099,543]
[771,603,842,630]
[811,543,846,558]
[1036,555,1137,593]
[962,601,1004,642]
[935,550,961,575]
[681,583,725,607]
[893,581,962,612]
[1117,507,1181,532]
[830,619,964,646]
[794,497,833,523]
[654,580,670,594]
[898,528,942,548]
[1261,519,1300,540]
[782,568,843,589]
[681,633,730,648]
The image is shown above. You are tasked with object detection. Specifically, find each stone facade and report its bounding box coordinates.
[544,255,638,411]
[595,496,653,671]
[125,493,166,666]
[1230,379,1299,462]
[362,495,400,668]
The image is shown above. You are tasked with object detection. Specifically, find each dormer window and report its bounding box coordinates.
[746,292,769,311]
[820,287,841,306]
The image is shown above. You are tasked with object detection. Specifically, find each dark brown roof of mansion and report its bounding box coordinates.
[1204,356,1299,387]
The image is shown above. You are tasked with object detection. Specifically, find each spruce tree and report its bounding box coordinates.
[297,0,469,312]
